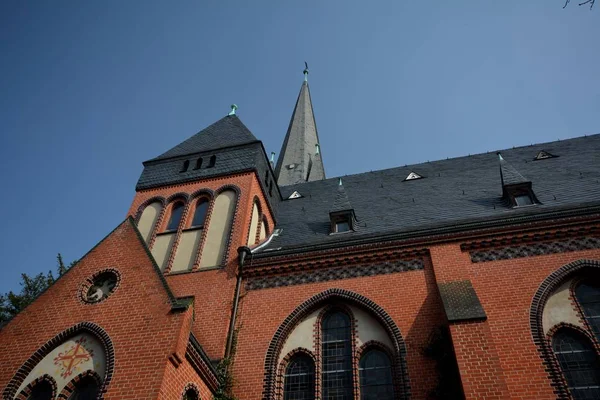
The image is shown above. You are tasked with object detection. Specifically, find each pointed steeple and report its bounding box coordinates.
[497,153,529,186]
[274,66,325,186]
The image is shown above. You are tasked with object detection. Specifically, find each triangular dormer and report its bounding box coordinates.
[404,172,423,181]
[287,191,303,200]
[534,150,558,161]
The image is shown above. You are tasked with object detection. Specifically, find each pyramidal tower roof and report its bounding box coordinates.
[149,115,258,162]
[498,153,529,186]
[274,66,326,186]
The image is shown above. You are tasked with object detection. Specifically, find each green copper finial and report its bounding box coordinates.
[228,104,238,116]
[303,61,309,82]
[497,152,504,161]
[270,152,275,162]
[338,177,343,186]
[315,143,320,155]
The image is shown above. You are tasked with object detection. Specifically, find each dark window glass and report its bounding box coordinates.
[514,194,533,206]
[27,380,53,400]
[67,376,100,400]
[180,160,190,173]
[552,330,600,400]
[322,311,353,400]
[183,389,199,400]
[359,349,393,400]
[207,155,216,168]
[194,158,203,170]
[576,282,600,342]
[167,202,184,231]
[191,199,209,228]
[335,221,350,233]
[284,354,315,400]
[265,170,269,185]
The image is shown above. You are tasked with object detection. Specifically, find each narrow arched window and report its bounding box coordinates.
[194,158,203,170]
[167,202,184,231]
[27,380,53,400]
[552,329,600,400]
[359,349,393,400]
[182,388,199,400]
[191,199,209,228]
[575,281,600,342]
[67,375,100,400]
[180,160,190,173]
[284,354,315,400]
[207,155,216,168]
[322,311,353,400]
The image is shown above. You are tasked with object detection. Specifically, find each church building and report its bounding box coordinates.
[1,67,600,400]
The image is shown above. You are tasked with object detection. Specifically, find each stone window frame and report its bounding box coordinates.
[3,322,115,400]
[529,259,600,399]
[79,268,122,305]
[57,370,103,399]
[14,374,58,400]
[265,289,410,400]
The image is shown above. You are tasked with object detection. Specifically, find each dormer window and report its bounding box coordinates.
[335,218,351,233]
[330,211,354,234]
[503,183,538,208]
[514,193,533,206]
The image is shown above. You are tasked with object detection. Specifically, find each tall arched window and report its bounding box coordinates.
[67,375,100,400]
[322,311,353,400]
[575,281,600,342]
[284,354,315,400]
[359,349,393,400]
[194,157,203,170]
[552,329,600,400]
[27,380,54,400]
[192,199,209,228]
[167,202,184,231]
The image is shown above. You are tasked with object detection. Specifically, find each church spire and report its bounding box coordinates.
[274,64,325,186]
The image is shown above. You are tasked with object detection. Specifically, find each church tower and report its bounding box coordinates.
[274,65,326,186]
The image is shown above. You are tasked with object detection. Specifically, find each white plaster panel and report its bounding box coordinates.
[171,229,202,272]
[247,203,259,246]
[200,190,236,268]
[259,221,267,241]
[17,333,105,395]
[542,279,584,334]
[137,202,162,243]
[279,309,319,363]
[351,305,393,349]
[152,233,176,271]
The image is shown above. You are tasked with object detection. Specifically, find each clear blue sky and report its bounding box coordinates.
[0,1,598,293]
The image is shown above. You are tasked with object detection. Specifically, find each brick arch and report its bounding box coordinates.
[15,375,57,400]
[262,288,410,399]
[2,322,115,400]
[182,382,200,399]
[134,196,166,222]
[189,188,215,201]
[57,370,103,399]
[275,348,317,400]
[529,259,600,400]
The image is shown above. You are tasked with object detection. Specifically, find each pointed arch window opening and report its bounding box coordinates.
[66,375,100,400]
[26,380,54,400]
[183,388,199,400]
[207,155,216,168]
[191,198,209,229]
[552,329,600,399]
[194,158,203,170]
[180,160,190,173]
[359,349,394,400]
[575,281,600,342]
[166,202,185,231]
[283,354,316,400]
[321,311,354,400]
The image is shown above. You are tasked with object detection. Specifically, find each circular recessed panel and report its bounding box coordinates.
[81,270,120,304]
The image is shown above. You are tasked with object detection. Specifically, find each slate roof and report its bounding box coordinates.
[148,115,258,162]
[259,134,600,253]
[499,154,529,186]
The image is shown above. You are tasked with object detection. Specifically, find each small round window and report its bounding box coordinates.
[82,270,119,303]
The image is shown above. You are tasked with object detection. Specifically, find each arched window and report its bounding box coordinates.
[359,349,393,400]
[283,354,315,400]
[67,375,100,400]
[575,281,600,341]
[167,202,184,231]
[552,329,600,400]
[137,201,163,243]
[322,311,353,400]
[207,155,216,168]
[27,380,53,400]
[183,388,199,400]
[194,158,203,170]
[180,160,190,173]
[191,199,209,228]
[199,189,237,268]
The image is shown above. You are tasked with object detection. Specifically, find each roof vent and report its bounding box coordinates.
[534,150,558,161]
[288,191,303,200]
[404,172,423,181]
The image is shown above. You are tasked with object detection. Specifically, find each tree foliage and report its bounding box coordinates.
[0,254,76,324]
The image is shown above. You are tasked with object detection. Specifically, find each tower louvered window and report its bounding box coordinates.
[191,199,209,228]
[359,349,393,400]
[166,202,184,231]
[575,282,600,342]
[552,329,600,400]
[283,354,315,400]
[321,311,353,400]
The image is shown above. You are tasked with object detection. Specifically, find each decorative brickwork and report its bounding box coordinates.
[246,259,423,291]
[469,236,600,263]
[57,370,103,399]
[3,322,114,400]
[529,259,600,400]
[261,288,410,400]
[14,375,57,400]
